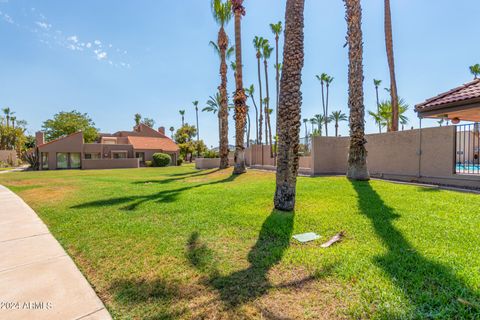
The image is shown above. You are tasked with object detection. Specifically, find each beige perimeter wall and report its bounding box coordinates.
[0,150,17,165]
[82,159,139,170]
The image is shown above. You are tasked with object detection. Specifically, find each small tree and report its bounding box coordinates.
[174,124,198,162]
[134,113,142,126]
[152,153,171,167]
[42,110,99,143]
[142,118,155,128]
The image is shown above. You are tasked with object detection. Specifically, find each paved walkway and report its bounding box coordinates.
[0,185,111,320]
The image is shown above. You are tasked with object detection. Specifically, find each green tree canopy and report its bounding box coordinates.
[42,110,99,143]
[174,124,198,161]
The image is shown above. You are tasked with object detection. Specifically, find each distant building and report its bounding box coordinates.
[36,124,179,170]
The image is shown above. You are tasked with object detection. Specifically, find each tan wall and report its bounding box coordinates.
[311,126,456,179]
[38,133,84,170]
[0,150,17,165]
[195,158,221,170]
[82,159,139,170]
[249,145,276,166]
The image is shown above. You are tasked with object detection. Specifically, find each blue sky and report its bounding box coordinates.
[0,0,478,147]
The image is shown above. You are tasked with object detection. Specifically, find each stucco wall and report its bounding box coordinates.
[134,150,178,165]
[195,158,221,170]
[311,126,456,179]
[0,150,17,165]
[82,159,139,170]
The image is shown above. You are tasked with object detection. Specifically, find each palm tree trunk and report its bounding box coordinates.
[345,0,370,181]
[385,0,399,132]
[257,55,264,146]
[246,111,251,147]
[325,84,329,136]
[264,59,273,156]
[375,85,381,133]
[335,121,339,137]
[274,0,305,212]
[250,95,259,144]
[275,35,280,141]
[232,0,247,175]
[218,26,230,169]
[195,108,200,156]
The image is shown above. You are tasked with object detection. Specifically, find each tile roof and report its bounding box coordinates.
[415,79,480,112]
[127,136,179,152]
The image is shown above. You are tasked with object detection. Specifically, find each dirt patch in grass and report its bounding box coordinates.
[20,185,77,205]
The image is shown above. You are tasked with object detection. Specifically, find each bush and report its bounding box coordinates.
[152,153,171,167]
[203,150,219,158]
[177,158,183,166]
[145,161,153,167]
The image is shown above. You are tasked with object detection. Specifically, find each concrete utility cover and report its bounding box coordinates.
[293,232,320,243]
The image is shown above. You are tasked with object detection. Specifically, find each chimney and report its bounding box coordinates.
[35,131,45,146]
[158,127,165,135]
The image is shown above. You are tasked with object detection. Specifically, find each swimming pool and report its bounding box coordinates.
[456,164,480,173]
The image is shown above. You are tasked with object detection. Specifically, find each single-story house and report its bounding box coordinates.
[36,124,179,170]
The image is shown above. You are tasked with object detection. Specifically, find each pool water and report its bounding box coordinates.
[456,164,480,173]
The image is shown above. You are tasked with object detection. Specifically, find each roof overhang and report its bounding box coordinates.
[416,99,480,122]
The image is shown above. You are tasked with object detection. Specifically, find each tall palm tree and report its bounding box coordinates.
[231,0,247,174]
[373,79,382,133]
[324,74,333,136]
[245,84,259,144]
[169,126,175,139]
[262,42,274,153]
[470,64,480,79]
[253,36,267,146]
[179,110,185,126]
[309,118,316,133]
[329,110,347,137]
[344,0,370,181]
[134,113,142,127]
[270,22,283,112]
[384,0,399,132]
[211,0,233,169]
[193,100,200,155]
[274,0,305,211]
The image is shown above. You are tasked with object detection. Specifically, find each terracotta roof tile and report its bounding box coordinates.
[127,136,179,152]
[415,79,480,112]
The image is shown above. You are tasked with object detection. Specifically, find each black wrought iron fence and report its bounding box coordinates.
[455,123,480,174]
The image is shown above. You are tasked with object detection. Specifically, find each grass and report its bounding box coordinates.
[0,164,479,319]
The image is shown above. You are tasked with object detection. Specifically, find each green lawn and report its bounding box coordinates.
[1,165,479,319]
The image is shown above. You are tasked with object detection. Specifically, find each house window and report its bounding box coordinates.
[57,153,69,169]
[70,153,81,169]
[85,153,101,160]
[113,152,127,159]
[41,153,49,169]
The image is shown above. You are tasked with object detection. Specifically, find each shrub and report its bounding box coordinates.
[203,150,219,159]
[152,153,171,167]
[177,158,183,166]
[145,161,153,167]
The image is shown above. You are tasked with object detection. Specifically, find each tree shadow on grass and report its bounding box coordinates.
[351,181,479,318]
[109,277,184,320]
[71,172,236,212]
[186,210,333,314]
[132,169,221,186]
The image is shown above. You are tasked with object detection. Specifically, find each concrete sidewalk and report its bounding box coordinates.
[0,185,111,320]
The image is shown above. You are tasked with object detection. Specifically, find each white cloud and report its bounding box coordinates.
[86,42,92,48]
[94,49,107,60]
[67,35,79,43]
[0,11,13,24]
[36,21,51,30]
[94,40,101,46]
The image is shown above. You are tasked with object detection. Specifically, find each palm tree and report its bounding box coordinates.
[313,114,325,135]
[270,21,283,138]
[274,0,305,211]
[179,110,185,126]
[253,36,267,146]
[169,126,175,138]
[309,118,316,134]
[262,42,274,153]
[2,107,13,128]
[470,64,480,79]
[134,113,142,127]
[373,79,382,133]
[211,0,233,169]
[368,98,409,131]
[10,116,16,129]
[231,0,247,175]
[193,100,200,155]
[384,0,399,132]
[315,73,333,136]
[245,84,259,144]
[329,110,347,137]
[344,0,369,181]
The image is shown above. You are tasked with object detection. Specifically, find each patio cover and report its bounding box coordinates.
[415,79,480,122]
